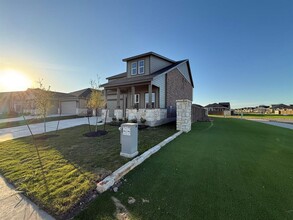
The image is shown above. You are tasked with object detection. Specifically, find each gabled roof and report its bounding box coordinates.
[271,104,290,109]
[26,88,76,99]
[101,60,188,88]
[106,72,127,80]
[122,51,176,63]
[219,102,230,109]
[70,88,101,99]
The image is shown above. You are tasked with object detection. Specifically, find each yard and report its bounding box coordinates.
[0,123,176,218]
[77,118,293,220]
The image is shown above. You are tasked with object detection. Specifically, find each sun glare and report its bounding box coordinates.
[0,69,32,92]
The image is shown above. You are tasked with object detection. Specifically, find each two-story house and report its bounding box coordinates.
[101,52,194,126]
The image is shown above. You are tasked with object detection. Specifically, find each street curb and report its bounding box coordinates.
[96,130,183,193]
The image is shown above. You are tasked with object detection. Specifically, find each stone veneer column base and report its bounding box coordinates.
[176,99,192,132]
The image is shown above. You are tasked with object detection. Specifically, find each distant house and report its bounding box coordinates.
[255,105,270,114]
[0,88,100,116]
[271,104,293,115]
[101,52,194,125]
[205,102,231,115]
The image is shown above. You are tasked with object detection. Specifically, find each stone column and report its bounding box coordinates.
[176,99,192,133]
[131,86,135,109]
[117,88,120,109]
[148,83,152,109]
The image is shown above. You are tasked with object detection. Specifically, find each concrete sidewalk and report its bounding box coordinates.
[0,117,103,142]
[0,114,75,124]
[247,119,293,130]
[0,175,55,220]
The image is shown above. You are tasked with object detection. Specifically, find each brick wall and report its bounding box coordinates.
[166,68,193,109]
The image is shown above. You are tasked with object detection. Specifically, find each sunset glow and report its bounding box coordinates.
[0,69,32,92]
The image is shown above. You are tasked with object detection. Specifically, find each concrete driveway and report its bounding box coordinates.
[0,117,103,142]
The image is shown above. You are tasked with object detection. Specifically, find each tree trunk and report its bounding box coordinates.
[87,116,92,132]
[23,115,34,138]
[103,109,108,131]
[44,116,46,133]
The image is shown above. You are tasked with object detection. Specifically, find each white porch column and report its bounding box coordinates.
[117,88,120,109]
[148,83,152,109]
[131,86,135,109]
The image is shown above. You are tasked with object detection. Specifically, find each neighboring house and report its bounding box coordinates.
[254,105,270,114]
[101,52,194,125]
[205,102,231,115]
[234,107,256,114]
[0,88,99,116]
[271,104,293,115]
[0,91,23,114]
[234,104,293,115]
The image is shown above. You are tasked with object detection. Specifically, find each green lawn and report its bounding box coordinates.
[77,118,293,220]
[0,123,176,218]
[0,115,85,129]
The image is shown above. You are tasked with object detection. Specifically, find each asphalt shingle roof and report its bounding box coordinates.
[101,60,186,88]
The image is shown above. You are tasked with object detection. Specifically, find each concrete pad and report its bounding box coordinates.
[0,175,55,220]
[0,117,103,142]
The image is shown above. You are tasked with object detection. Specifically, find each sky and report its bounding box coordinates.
[0,0,292,108]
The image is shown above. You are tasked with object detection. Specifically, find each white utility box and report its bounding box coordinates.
[119,123,138,158]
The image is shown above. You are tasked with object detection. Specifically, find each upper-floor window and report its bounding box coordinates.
[131,62,137,75]
[138,60,144,74]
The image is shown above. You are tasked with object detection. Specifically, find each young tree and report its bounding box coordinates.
[34,80,53,134]
[87,78,106,132]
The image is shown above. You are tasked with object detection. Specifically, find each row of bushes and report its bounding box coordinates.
[112,116,146,124]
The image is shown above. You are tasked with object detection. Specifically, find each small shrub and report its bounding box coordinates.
[140,117,146,123]
[131,118,137,123]
[118,118,123,122]
[112,116,117,121]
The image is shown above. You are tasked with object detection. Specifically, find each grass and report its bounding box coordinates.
[76,118,293,220]
[0,123,176,217]
[0,115,85,129]
[0,112,24,119]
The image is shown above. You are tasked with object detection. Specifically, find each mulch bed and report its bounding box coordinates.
[138,125,149,130]
[83,130,108,137]
[34,134,59,140]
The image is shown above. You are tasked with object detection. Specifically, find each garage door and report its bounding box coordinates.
[61,101,76,115]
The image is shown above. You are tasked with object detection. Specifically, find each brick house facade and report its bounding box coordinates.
[166,68,193,109]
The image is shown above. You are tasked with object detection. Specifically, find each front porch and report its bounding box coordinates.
[104,82,175,126]
[104,81,163,115]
